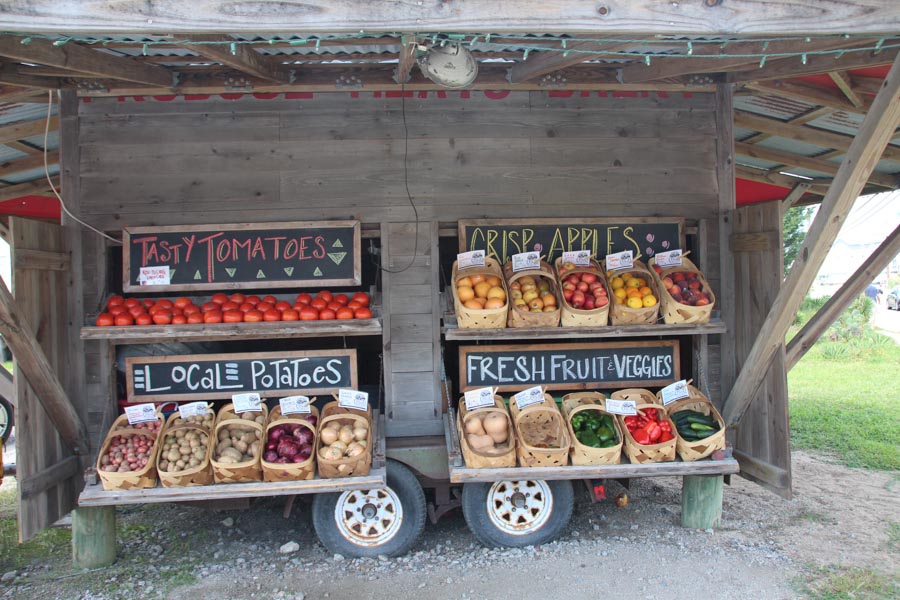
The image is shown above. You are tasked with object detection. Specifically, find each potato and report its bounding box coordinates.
[254,415,266,425]
[234,440,248,453]
[218,429,230,441]
[217,438,232,449]
[249,441,260,458]
[217,455,237,464]
[220,447,243,461]
[241,412,257,421]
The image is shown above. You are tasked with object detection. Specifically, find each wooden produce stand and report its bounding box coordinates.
[1,3,898,569]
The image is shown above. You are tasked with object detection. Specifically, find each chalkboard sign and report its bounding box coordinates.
[459,218,684,264]
[459,341,680,392]
[126,349,357,402]
[123,221,361,292]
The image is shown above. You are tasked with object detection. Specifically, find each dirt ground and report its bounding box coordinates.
[1,450,897,600]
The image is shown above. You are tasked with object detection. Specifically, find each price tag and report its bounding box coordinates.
[561,250,591,267]
[457,250,486,270]
[464,387,495,411]
[660,380,690,405]
[511,251,540,272]
[138,265,170,286]
[606,399,637,416]
[232,392,262,413]
[338,389,369,411]
[513,386,545,409]
[279,395,311,415]
[124,403,158,424]
[605,250,634,271]
[178,401,209,419]
[655,249,683,268]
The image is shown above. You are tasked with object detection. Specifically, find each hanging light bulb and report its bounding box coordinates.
[417,41,478,88]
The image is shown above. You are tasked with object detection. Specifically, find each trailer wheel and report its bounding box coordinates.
[0,397,12,444]
[312,459,425,557]
[462,479,573,548]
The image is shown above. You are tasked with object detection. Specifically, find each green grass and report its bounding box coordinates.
[798,566,898,600]
[0,480,72,573]
[1,361,11,373]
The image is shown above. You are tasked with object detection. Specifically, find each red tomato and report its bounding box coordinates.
[201,301,219,313]
[114,313,134,326]
[263,309,281,322]
[239,302,255,313]
[222,310,243,323]
[354,307,373,319]
[109,305,127,316]
[141,299,155,309]
[351,292,370,307]
[221,301,240,312]
[106,295,125,309]
[316,290,333,303]
[182,304,201,316]
[156,299,174,310]
[334,294,349,306]
[347,301,362,311]
[274,301,292,312]
[174,297,191,309]
[243,310,263,323]
[207,311,227,324]
[170,307,183,317]
[172,314,188,325]
[281,309,300,321]
[245,295,261,306]
[124,298,140,308]
[255,302,274,313]
[96,313,115,326]
[295,293,313,305]
[229,293,246,305]
[128,305,146,318]
[152,311,172,325]
[186,313,204,324]
[336,307,355,320]
[262,295,277,305]
[135,313,153,326]
[299,306,319,321]
[318,308,336,321]
[325,301,342,311]
[211,293,229,305]
[310,298,328,310]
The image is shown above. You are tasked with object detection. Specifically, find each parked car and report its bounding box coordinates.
[888,286,900,310]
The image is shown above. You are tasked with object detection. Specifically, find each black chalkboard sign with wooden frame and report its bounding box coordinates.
[123,221,360,292]
[459,341,680,392]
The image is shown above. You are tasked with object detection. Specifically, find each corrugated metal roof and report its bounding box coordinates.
[21,131,58,150]
[735,155,782,170]
[756,136,831,157]
[733,94,817,120]
[0,145,28,162]
[1,164,58,184]
[0,101,56,126]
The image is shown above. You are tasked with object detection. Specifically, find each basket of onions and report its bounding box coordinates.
[317,400,372,478]
[260,404,319,482]
[96,412,163,491]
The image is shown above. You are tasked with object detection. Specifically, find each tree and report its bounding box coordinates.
[783,205,813,271]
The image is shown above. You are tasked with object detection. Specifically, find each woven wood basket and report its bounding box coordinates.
[610,388,661,406]
[504,260,561,328]
[156,413,214,488]
[451,258,509,329]
[659,385,726,461]
[509,392,570,467]
[317,400,373,478]
[260,405,319,482]
[613,400,677,464]
[603,259,661,325]
[456,394,516,468]
[561,392,623,466]
[96,414,163,491]
[648,255,716,324]
[210,403,267,484]
[554,258,611,327]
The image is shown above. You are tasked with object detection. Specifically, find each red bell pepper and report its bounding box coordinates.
[632,428,651,445]
[646,422,662,443]
[659,420,672,433]
[658,431,675,443]
[644,408,658,420]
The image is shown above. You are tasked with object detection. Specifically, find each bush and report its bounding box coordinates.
[828,296,873,342]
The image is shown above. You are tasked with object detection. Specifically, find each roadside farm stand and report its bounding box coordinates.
[0,2,898,568]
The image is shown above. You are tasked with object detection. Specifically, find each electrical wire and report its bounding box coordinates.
[43,90,122,244]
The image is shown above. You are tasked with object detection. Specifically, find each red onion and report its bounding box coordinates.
[277,439,299,458]
[269,427,284,441]
[291,455,307,463]
[293,427,313,446]
[298,444,312,460]
[306,415,318,427]
[263,450,278,462]
[266,441,277,451]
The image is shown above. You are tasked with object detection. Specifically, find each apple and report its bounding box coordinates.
[595,296,609,307]
[572,291,585,308]
[695,297,710,306]
[563,281,577,292]
[576,281,589,293]
[561,261,576,273]
[523,290,539,303]
[583,296,595,310]
[673,272,685,283]
[689,280,702,290]
[662,276,674,288]
[652,264,663,274]
[529,298,544,311]
[581,273,597,284]
[563,289,575,302]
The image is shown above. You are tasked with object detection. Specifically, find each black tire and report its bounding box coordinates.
[462,479,574,548]
[0,397,12,444]
[311,459,425,558]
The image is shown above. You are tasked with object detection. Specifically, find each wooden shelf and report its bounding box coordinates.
[78,469,386,507]
[443,415,738,483]
[442,318,726,341]
[81,317,382,344]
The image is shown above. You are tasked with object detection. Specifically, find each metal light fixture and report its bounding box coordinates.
[417,41,478,88]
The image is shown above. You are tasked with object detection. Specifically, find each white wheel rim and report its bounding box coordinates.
[486,480,553,536]
[334,487,404,547]
[0,403,8,437]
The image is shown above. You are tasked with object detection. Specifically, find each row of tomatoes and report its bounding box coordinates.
[95,290,372,326]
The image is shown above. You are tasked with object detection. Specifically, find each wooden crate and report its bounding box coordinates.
[451,258,508,329]
[648,256,716,324]
[509,392,570,467]
[456,394,516,468]
[603,260,661,325]
[261,405,320,482]
[157,413,214,488]
[317,400,373,478]
[96,414,162,491]
[504,260,561,328]
[561,392,623,465]
[554,258,611,327]
[210,403,266,484]
[660,386,726,462]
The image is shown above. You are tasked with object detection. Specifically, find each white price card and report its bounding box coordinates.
[138,265,170,286]
[125,403,158,424]
[655,249,683,268]
[605,250,634,271]
[660,380,690,405]
[232,392,262,413]
[561,250,591,267]
[606,399,637,416]
[511,251,541,272]
[513,386,545,409]
[457,250,486,270]
[178,401,209,419]
[464,387,496,411]
[279,395,311,415]
[338,389,369,411]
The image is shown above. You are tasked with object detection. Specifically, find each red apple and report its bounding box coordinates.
[689,280,702,290]
[584,296,595,310]
[662,276,674,288]
[572,291,585,308]
[595,296,609,307]
[563,289,575,302]
[581,273,597,284]
[673,272,686,283]
[652,264,663,274]
[576,281,589,293]
[695,297,710,306]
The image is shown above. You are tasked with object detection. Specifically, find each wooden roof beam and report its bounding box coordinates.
[745,80,870,114]
[829,71,865,108]
[0,152,59,179]
[729,46,900,83]
[724,51,900,428]
[0,64,60,90]
[0,36,174,88]
[0,177,58,202]
[508,39,633,83]
[393,37,417,84]
[0,116,59,145]
[174,35,288,83]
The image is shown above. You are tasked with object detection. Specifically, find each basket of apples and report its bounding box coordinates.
[503,260,561,328]
[554,258,610,326]
[648,256,716,324]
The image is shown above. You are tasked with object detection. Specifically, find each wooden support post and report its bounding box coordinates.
[72,506,116,568]
[786,224,900,369]
[682,475,724,529]
[723,52,900,427]
[781,182,811,213]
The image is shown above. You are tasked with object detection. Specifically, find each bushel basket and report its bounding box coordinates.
[96,413,163,491]
[456,394,516,468]
[317,400,372,478]
[561,392,622,465]
[509,392,570,467]
[659,385,725,461]
[451,257,508,329]
[648,255,716,324]
[156,412,214,488]
[610,389,675,464]
[554,258,610,327]
[504,260,561,328]
[603,259,660,325]
[261,404,319,482]
[210,403,267,484]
